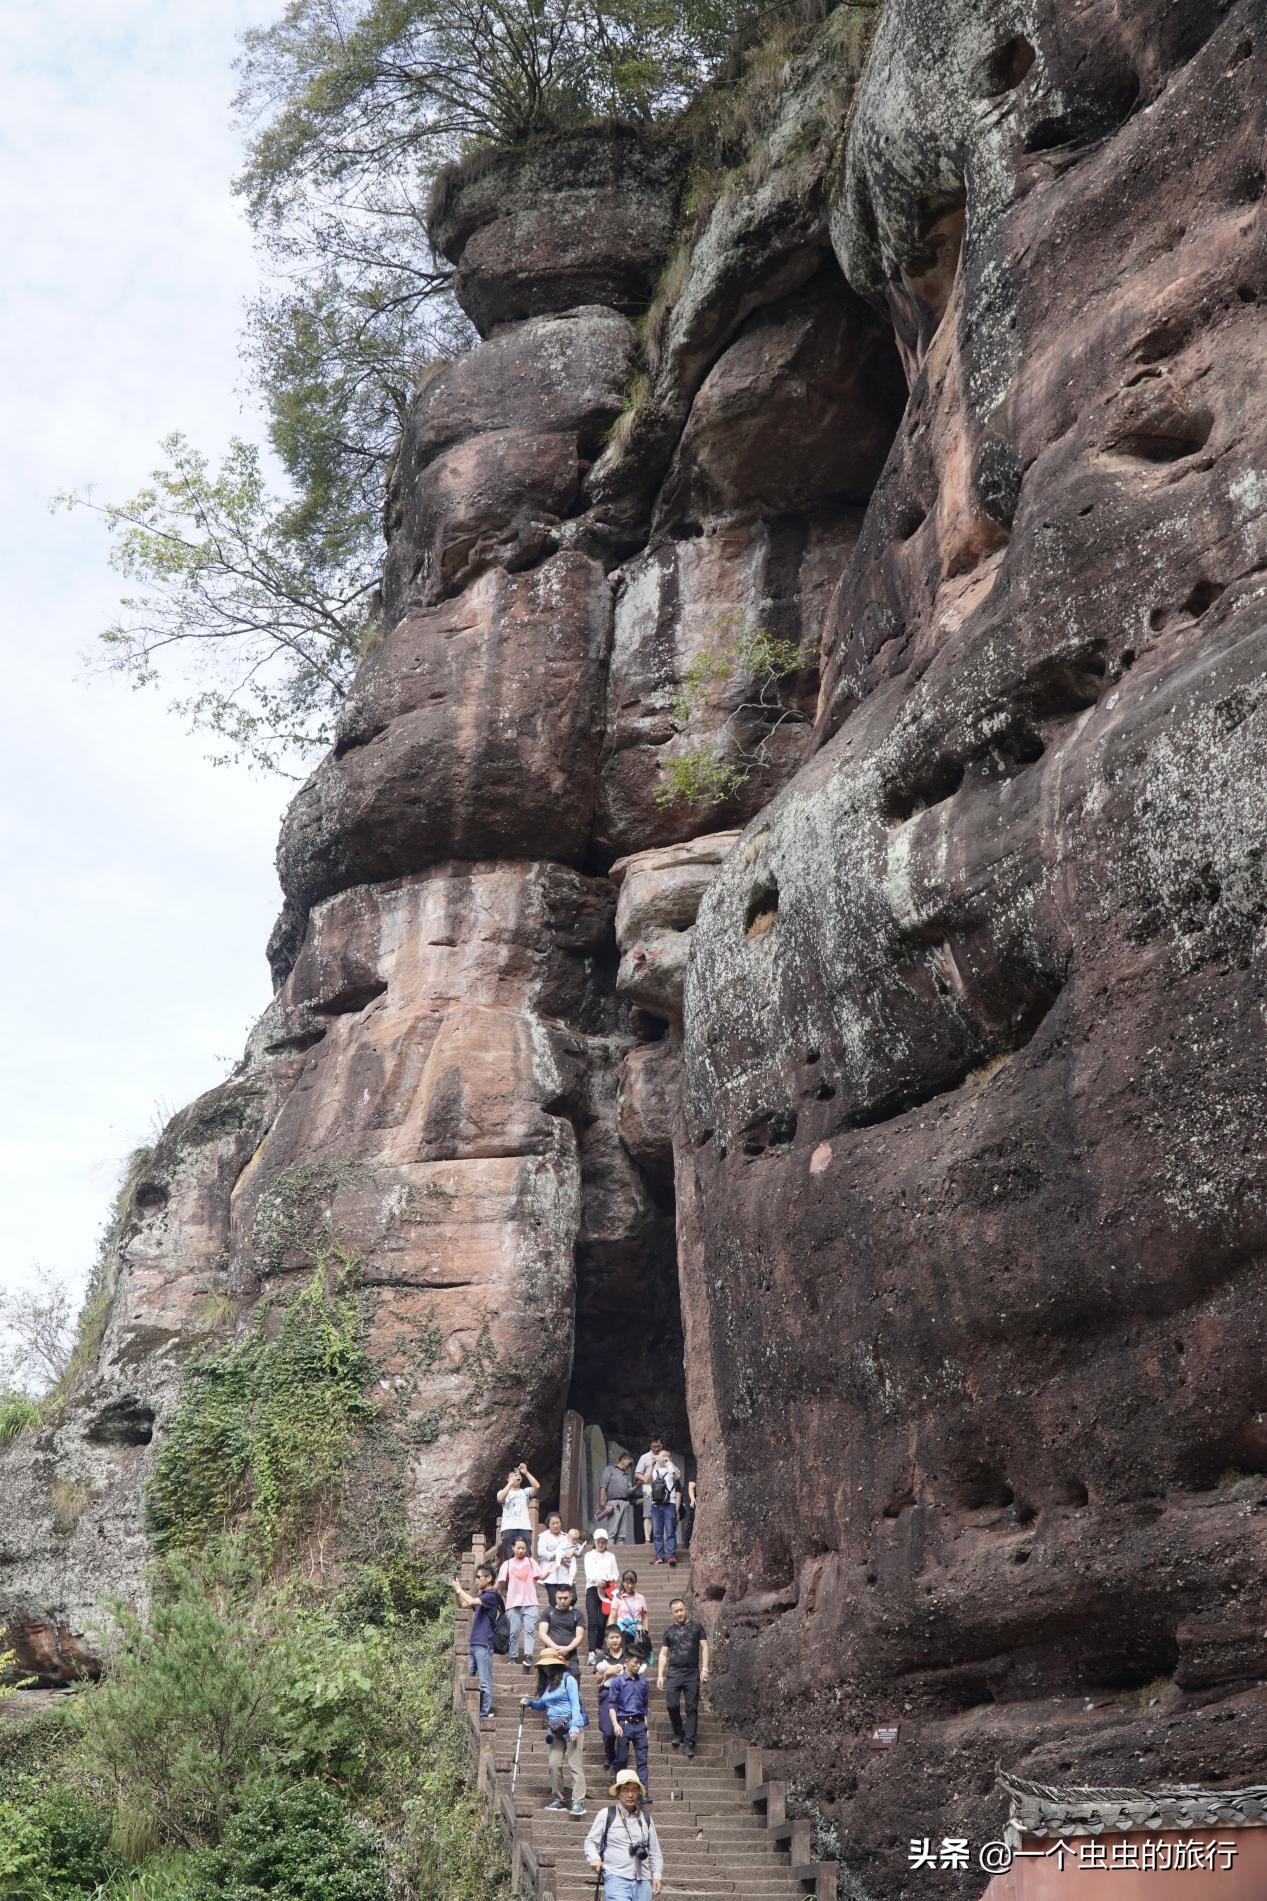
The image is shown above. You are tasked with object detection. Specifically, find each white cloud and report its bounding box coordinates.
[0,1,296,1301]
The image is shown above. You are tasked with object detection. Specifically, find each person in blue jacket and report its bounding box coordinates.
[608,1648,651,1796]
[522,1647,588,1816]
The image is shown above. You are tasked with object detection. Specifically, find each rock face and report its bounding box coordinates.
[681,0,1267,1890]
[6,6,1267,1896]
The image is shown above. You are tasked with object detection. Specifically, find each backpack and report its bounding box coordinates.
[491,1592,510,1656]
[651,1473,669,1506]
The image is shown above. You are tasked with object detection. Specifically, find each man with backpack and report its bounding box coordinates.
[656,1597,708,1758]
[450,1564,500,1720]
[583,1768,663,1898]
[647,1449,682,1566]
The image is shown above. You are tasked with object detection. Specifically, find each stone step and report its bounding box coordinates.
[463,1541,831,1901]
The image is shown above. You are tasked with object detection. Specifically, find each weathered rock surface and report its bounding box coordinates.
[611,832,739,1027]
[682,1,1267,1891]
[8,7,1266,1895]
[279,554,613,913]
[429,126,685,335]
[597,517,857,854]
[380,306,636,621]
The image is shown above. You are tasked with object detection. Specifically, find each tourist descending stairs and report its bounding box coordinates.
[454,1536,837,1900]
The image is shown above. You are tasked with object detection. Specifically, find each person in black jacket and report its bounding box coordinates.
[656,1597,708,1758]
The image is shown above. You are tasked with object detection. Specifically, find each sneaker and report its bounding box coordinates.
[587,1651,597,1668]
[670,1737,682,1750]
[684,1743,696,1759]
[522,1660,533,1672]
[668,1556,677,1567]
[569,1802,587,1817]
[544,1797,566,1811]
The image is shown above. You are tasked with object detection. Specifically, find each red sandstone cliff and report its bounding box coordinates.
[4,2,1266,1891]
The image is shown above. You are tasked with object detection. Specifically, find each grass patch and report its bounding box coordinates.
[50,1481,92,1537]
[0,1397,42,1443]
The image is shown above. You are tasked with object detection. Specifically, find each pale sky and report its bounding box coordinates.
[0,1,298,1311]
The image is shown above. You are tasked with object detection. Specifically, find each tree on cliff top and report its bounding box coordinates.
[63,0,763,771]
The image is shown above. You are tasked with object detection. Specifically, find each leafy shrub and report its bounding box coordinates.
[188,1782,386,1901]
[76,1550,304,1850]
[655,616,804,807]
[0,1647,35,1703]
[0,1782,124,1898]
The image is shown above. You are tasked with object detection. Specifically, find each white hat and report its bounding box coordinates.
[592,1524,610,1540]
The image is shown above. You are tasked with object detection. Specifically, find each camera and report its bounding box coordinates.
[631,1842,650,1865]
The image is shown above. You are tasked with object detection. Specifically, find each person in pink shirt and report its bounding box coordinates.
[606,1569,650,1659]
[497,1535,544,1671]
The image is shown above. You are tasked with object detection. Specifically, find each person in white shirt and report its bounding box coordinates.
[583,1525,620,1664]
[633,1440,662,1545]
[496,1461,540,1559]
[538,1515,585,1608]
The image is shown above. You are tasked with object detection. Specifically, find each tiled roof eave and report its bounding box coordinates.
[999,1772,1267,1837]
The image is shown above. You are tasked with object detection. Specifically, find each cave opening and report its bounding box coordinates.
[566,1166,690,1463]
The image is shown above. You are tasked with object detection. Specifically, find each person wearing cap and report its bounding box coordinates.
[584,1768,663,1898]
[583,1524,620,1664]
[598,1451,637,1544]
[608,1647,651,1794]
[522,1649,588,1817]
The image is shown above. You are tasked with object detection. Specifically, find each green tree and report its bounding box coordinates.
[56,435,372,774]
[64,0,762,770]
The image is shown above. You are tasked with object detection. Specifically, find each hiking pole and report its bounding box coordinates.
[511,1704,526,1795]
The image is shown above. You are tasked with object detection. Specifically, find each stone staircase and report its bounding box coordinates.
[453,1534,836,1900]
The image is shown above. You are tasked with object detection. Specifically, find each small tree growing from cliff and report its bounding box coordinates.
[0,1277,75,1398]
[56,435,373,773]
[655,615,804,808]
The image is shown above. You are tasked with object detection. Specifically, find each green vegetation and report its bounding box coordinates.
[60,0,807,770]
[0,1548,510,1900]
[147,1263,375,1557]
[656,616,804,808]
[0,1397,42,1443]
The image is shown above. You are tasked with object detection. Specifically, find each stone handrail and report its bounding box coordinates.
[723,1735,839,1900]
[454,1534,558,1901]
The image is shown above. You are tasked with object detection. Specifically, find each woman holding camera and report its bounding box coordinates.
[497,1461,540,1559]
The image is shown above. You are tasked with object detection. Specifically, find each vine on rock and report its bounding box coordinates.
[147,1259,375,1558]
